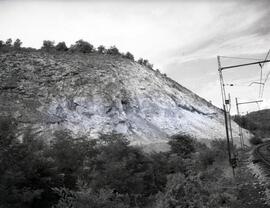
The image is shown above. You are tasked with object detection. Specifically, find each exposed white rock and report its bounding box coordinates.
[0,51,251,149]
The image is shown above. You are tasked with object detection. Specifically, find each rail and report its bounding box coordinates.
[253,141,270,167]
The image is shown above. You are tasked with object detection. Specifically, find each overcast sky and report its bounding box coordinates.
[0,0,269,114]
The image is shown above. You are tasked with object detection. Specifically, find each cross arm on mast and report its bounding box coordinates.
[221,60,270,71]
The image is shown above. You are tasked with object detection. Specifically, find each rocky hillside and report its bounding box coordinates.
[0,50,249,148]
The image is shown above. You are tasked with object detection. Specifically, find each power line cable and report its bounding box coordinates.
[224,79,263,87]
[220,52,269,98]
[220,56,264,61]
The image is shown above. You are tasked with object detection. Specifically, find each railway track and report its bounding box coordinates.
[253,141,270,173]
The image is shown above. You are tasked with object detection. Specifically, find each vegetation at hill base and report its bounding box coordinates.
[0,116,264,208]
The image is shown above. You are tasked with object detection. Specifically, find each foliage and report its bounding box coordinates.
[53,187,131,208]
[168,134,195,158]
[41,40,55,51]
[142,59,149,66]
[210,139,229,160]
[70,39,94,53]
[97,45,106,54]
[197,147,216,169]
[81,135,163,207]
[249,136,263,145]
[0,38,16,52]
[107,46,120,55]
[234,110,270,138]
[137,58,143,64]
[234,115,258,131]
[193,139,229,170]
[154,166,237,208]
[13,39,22,48]
[123,52,134,61]
[155,173,206,208]
[0,117,248,208]
[137,58,153,68]
[0,117,61,208]
[55,42,68,51]
[49,131,97,189]
[5,38,12,46]
[0,38,145,68]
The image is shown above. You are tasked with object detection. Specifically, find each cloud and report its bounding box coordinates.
[163,0,270,65]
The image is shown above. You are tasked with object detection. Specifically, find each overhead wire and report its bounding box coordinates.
[224,79,263,87]
[220,52,270,99]
[220,51,270,114]
[219,56,264,61]
[220,55,265,96]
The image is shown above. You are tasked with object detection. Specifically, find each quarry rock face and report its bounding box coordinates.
[0,51,249,148]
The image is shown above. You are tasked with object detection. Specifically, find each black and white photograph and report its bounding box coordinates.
[0,0,270,207]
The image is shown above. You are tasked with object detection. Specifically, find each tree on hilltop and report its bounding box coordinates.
[137,58,153,69]
[123,51,134,61]
[138,58,144,64]
[55,41,68,51]
[13,39,22,48]
[107,46,120,55]
[5,38,12,47]
[41,40,55,51]
[97,45,106,54]
[70,39,94,53]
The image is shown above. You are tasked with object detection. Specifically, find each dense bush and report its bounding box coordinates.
[0,38,22,52]
[0,117,244,208]
[41,40,55,51]
[210,139,229,160]
[137,58,143,64]
[5,38,12,47]
[49,131,96,189]
[123,52,134,61]
[137,58,153,69]
[13,38,22,48]
[55,42,68,51]
[70,39,94,53]
[249,137,263,145]
[168,134,195,158]
[142,59,149,66]
[0,118,61,208]
[97,45,106,54]
[107,46,120,55]
[233,115,258,131]
[0,38,149,69]
[53,188,131,208]
[234,112,270,138]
